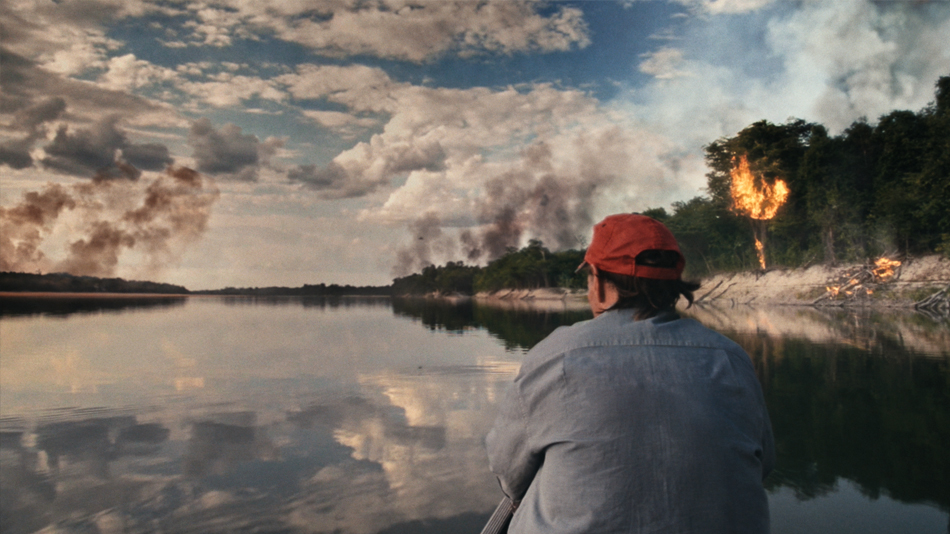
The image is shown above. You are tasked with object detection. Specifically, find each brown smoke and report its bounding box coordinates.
[392,212,457,277]
[392,139,610,273]
[1,167,219,277]
[0,184,76,271]
[461,142,600,262]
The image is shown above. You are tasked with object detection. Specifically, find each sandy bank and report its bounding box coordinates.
[472,255,950,309]
[696,254,950,307]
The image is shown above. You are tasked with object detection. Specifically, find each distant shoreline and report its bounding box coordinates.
[0,292,190,298]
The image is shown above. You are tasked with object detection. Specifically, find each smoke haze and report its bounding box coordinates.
[1,167,219,278]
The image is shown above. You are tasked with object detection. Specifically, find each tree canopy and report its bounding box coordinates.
[395,76,949,292]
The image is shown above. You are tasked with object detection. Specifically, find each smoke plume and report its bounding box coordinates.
[1,167,219,278]
[392,212,457,277]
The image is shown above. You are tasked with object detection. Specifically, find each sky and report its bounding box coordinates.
[1,0,949,290]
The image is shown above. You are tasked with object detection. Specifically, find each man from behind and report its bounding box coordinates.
[486,213,774,533]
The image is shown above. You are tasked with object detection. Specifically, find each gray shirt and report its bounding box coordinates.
[486,309,774,534]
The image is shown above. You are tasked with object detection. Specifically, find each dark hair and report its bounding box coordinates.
[595,250,701,320]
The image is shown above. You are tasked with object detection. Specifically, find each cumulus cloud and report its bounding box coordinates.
[638,48,691,79]
[277,67,687,268]
[189,118,284,181]
[39,115,173,179]
[0,46,179,137]
[178,73,286,107]
[183,0,590,62]
[0,97,67,169]
[98,53,178,91]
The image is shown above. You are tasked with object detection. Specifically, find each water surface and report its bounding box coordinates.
[1,296,947,533]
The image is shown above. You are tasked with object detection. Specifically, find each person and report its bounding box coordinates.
[485,213,774,534]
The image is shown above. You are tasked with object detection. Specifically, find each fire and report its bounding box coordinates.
[872,257,901,282]
[729,155,790,269]
[730,156,790,220]
[821,256,901,302]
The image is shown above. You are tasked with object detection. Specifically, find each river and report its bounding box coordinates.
[0,295,947,533]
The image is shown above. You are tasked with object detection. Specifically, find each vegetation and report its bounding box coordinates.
[0,271,390,296]
[680,75,949,274]
[0,271,189,294]
[394,76,949,293]
[391,240,586,296]
[194,283,390,296]
[4,78,946,296]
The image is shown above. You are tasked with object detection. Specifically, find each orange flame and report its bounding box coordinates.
[754,238,766,270]
[730,156,790,220]
[872,257,901,282]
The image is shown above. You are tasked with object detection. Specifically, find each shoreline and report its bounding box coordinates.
[470,254,950,310]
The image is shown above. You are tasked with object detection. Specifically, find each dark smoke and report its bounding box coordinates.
[393,140,606,273]
[392,212,457,277]
[0,167,219,277]
[0,184,76,271]
[461,143,598,263]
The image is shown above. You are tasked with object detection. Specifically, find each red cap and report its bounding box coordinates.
[582,214,685,280]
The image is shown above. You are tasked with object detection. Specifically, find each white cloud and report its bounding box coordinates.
[277,64,401,112]
[212,0,590,61]
[638,48,692,79]
[99,54,178,91]
[701,0,774,15]
[178,74,287,107]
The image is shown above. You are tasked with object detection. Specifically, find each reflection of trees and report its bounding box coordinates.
[737,333,950,510]
[214,295,391,309]
[0,296,186,318]
[391,297,592,351]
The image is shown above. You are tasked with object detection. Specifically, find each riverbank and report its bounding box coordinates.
[471,254,950,310]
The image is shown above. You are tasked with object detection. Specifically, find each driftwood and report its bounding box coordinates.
[694,280,724,304]
[812,257,902,305]
[914,284,950,314]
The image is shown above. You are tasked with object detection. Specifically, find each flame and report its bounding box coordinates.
[730,156,790,220]
[872,257,901,281]
[754,238,766,270]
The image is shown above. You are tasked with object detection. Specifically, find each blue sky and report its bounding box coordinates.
[2,0,948,289]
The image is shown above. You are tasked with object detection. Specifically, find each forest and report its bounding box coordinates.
[393,76,949,296]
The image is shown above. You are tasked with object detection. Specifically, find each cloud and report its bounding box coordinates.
[188,118,284,181]
[99,53,178,91]
[277,64,400,112]
[278,69,687,266]
[700,0,774,15]
[300,110,380,138]
[39,115,173,179]
[631,0,950,147]
[0,97,67,169]
[0,47,179,133]
[190,0,590,62]
[638,48,692,79]
[178,73,287,107]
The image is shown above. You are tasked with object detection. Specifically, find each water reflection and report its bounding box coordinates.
[392,297,593,351]
[0,297,947,533]
[215,295,392,310]
[0,295,187,318]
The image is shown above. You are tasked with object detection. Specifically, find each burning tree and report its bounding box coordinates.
[728,155,789,269]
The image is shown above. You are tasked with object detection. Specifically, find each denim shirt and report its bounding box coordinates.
[486,309,774,534]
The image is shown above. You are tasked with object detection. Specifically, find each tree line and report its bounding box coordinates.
[394,76,948,294]
[391,240,587,295]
